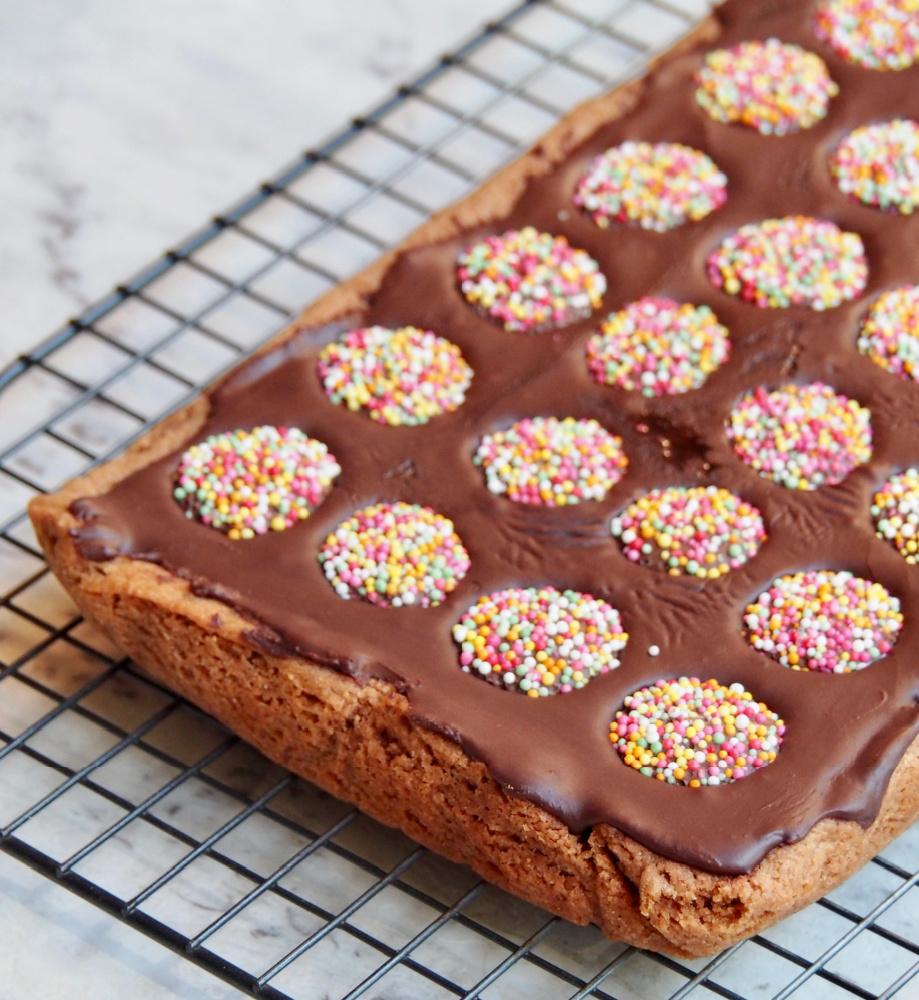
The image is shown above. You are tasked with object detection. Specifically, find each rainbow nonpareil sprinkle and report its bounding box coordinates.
[587,298,731,396]
[694,39,838,134]
[707,216,868,310]
[457,227,606,333]
[858,285,919,381]
[728,383,872,490]
[317,325,473,426]
[611,486,766,578]
[573,141,728,231]
[815,0,919,70]
[872,468,919,563]
[611,677,785,786]
[744,569,903,672]
[474,416,627,506]
[831,120,919,214]
[453,586,628,697]
[319,502,470,608]
[174,426,340,539]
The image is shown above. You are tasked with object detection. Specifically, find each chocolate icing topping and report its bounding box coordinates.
[71,0,919,874]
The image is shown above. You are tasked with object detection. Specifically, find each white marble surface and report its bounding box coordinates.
[0,2,509,996]
[0,851,250,999]
[0,0,509,376]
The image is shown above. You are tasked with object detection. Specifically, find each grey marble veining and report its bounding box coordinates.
[0,0,510,374]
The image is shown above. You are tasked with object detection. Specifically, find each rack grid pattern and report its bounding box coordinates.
[2,1,918,997]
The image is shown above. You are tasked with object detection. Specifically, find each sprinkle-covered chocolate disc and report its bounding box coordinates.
[872,468,919,563]
[744,569,903,672]
[858,285,919,380]
[831,120,919,214]
[457,227,606,333]
[174,426,341,540]
[317,325,473,426]
[573,141,728,232]
[453,586,628,697]
[728,382,872,490]
[707,217,868,310]
[694,39,838,135]
[474,416,628,506]
[611,677,785,786]
[815,0,919,71]
[319,501,470,608]
[587,298,731,396]
[611,486,766,578]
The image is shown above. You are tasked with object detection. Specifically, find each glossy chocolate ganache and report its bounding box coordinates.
[72,0,919,875]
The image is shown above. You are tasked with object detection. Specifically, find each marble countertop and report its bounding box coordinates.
[0,2,509,996]
[0,0,509,377]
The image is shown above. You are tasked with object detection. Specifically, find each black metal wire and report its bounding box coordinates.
[1,1,917,998]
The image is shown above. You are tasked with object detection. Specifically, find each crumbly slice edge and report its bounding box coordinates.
[29,487,919,957]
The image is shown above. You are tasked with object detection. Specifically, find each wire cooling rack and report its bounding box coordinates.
[2,0,919,997]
